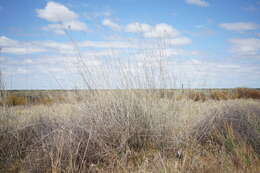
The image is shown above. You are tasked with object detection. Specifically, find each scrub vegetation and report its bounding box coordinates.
[0,88,260,173]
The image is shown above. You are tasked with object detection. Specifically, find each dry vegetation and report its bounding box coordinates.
[0,89,260,173]
[1,88,260,106]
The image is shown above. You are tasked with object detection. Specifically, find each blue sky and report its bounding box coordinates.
[0,0,260,89]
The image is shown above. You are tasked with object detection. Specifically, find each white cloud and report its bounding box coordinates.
[103,21,190,43]
[42,24,66,35]
[80,40,136,48]
[219,22,259,32]
[124,23,180,38]
[36,1,77,22]
[84,10,112,20]
[124,22,184,39]
[36,1,88,34]
[23,59,34,64]
[166,37,192,46]
[0,33,191,57]
[1,36,135,55]
[144,23,179,38]
[16,68,30,74]
[134,48,199,62]
[186,0,209,7]
[0,36,46,55]
[82,50,121,57]
[37,41,75,54]
[1,47,46,55]
[152,49,192,57]
[0,36,17,46]
[102,19,121,31]
[125,22,184,38]
[39,41,72,50]
[64,20,88,31]
[0,56,6,64]
[125,22,152,33]
[230,38,260,58]
[43,20,88,35]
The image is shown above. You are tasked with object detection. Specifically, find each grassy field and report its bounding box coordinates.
[1,1,260,172]
[0,89,260,172]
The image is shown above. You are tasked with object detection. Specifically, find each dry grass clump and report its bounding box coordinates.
[235,88,260,99]
[0,92,260,172]
[193,100,260,154]
[186,88,260,102]
[0,95,28,106]
[187,91,207,101]
[0,94,66,106]
[210,90,230,100]
[0,92,174,172]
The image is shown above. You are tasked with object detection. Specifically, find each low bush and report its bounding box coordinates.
[210,91,229,100]
[193,101,260,154]
[188,91,207,101]
[235,88,260,99]
[5,95,28,106]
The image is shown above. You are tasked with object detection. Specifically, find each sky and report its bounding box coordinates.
[0,0,260,89]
